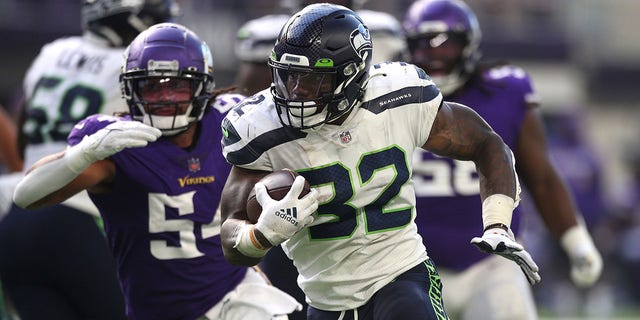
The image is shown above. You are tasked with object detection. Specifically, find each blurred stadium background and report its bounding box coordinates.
[1,0,638,319]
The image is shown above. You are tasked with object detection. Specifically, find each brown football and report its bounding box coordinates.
[246,169,311,224]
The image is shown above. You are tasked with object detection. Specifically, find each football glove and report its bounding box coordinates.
[471,227,541,285]
[66,120,162,173]
[254,175,318,246]
[561,224,603,288]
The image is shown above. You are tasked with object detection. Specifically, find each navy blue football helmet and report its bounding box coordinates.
[82,0,179,47]
[269,4,372,130]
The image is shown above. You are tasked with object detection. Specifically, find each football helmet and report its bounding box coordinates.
[235,14,290,63]
[120,23,215,136]
[82,0,179,47]
[268,4,372,130]
[280,0,368,12]
[403,0,481,96]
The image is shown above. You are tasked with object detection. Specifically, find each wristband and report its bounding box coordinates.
[233,223,269,258]
[483,223,509,232]
[482,194,514,230]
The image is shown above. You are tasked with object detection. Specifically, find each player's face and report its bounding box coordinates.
[274,69,335,101]
[137,78,194,115]
[408,33,465,77]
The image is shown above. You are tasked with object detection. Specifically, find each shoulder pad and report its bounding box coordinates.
[212,93,246,114]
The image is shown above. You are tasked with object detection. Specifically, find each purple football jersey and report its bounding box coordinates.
[68,110,246,320]
[413,65,534,271]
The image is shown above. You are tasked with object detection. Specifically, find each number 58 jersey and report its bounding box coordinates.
[222,62,443,311]
[22,35,129,168]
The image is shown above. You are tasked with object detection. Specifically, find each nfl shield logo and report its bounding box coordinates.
[188,158,201,172]
[339,131,352,144]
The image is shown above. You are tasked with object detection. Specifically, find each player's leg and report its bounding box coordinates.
[48,205,126,320]
[442,254,537,320]
[308,260,449,320]
[0,204,126,320]
[370,259,449,319]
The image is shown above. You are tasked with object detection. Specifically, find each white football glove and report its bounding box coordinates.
[561,224,603,288]
[66,121,162,173]
[254,175,318,246]
[471,227,541,285]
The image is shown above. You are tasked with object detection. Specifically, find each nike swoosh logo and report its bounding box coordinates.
[222,127,229,138]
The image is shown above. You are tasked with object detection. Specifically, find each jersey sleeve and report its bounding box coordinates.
[363,62,443,148]
[221,90,308,171]
[485,65,540,108]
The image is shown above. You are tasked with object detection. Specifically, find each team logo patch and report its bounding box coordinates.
[187,157,201,172]
[339,131,352,144]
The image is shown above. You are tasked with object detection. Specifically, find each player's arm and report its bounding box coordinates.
[220,166,318,266]
[423,101,518,202]
[220,166,272,266]
[516,106,602,287]
[13,121,161,209]
[0,105,23,172]
[15,152,115,209]
[423,101,541,284]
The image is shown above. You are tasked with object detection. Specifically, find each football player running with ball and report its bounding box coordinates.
[219,4,540,320]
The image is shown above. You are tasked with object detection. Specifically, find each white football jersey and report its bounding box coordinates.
[18,33,129,215]
[22,33,128,168]
[222,62,443,310]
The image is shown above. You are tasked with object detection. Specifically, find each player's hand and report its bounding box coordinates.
[471,227,541,285]
[254,175,318,246]
[561,224,603,288]
[67,121,161,172]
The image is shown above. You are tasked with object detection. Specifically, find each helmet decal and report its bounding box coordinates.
[350,24,372,60]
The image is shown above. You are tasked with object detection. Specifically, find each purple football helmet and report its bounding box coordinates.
[403,0,481,96]
[120,23,215,136]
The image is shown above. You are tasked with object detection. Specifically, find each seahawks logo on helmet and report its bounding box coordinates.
[350,24,372,60]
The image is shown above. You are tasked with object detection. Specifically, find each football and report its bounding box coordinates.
[246,169,311,223]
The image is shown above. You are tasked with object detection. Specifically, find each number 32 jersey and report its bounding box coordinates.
[222,62,442,311]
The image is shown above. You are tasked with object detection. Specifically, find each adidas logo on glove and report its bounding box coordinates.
[275,208,299,226]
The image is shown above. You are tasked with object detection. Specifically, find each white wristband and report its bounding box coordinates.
[233,223,269,258]
[560,224,594,253]
[482,194,514,230]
